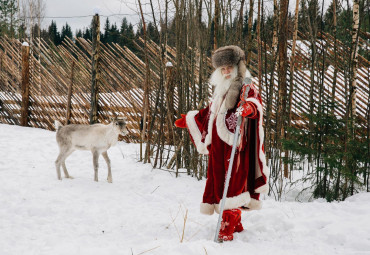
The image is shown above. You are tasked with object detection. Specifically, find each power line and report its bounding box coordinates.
[24,13,159,19]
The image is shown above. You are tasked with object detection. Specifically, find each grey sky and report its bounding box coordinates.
[44,0,141,33]
[43,0,334,35]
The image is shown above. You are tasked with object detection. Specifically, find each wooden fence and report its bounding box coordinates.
[0,32,369,144]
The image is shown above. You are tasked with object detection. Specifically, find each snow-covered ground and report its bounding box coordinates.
[0,123,369,255]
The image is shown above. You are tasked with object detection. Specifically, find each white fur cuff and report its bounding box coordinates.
[200,203,214,215]
[243,198,262,211]
[214,192,251,214]
[186,111,209,155]
[255,183,269,194]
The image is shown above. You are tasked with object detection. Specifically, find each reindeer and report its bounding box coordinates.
[54,117,128,183]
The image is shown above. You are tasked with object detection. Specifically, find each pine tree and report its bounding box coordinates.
[82,27,91,40]
[120,17,128,34]
[109,23,119,43]
[76,29,83,38]
[0,0,18,37]
[61,23,73,42]
[119,18,135,50]
[283,101,368,201]
[242,13,248,37]
[48,20,61,45]
[147,21,159,43]
[102,17,110,43]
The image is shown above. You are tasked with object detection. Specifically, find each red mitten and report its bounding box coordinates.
[174,114,187,128]
[241,102,257,119]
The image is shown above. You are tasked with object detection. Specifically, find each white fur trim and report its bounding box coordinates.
[245,69,252,79]
[255,183,269,194]
[186,111,209,155]
[216,100,238,146]
[200,203,214,215]
[214,192,251,214]
[245,97,269,194]
[243,198,262,211]
[200,193,265,215]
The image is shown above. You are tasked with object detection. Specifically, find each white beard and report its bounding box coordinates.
[209,66,238,100]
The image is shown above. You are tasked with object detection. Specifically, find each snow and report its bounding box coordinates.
[1,123,370,255]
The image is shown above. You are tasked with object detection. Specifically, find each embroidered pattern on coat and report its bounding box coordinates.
[226,112,238,132]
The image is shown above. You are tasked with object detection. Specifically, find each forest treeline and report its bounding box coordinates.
[0,1,369,57]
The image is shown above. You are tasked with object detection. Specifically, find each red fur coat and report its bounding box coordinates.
[185,83,269,215]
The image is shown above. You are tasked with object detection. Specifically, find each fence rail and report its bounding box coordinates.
[0,33,369,144]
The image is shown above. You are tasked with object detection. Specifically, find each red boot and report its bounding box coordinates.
[233,209,244,233]
[218,209,239,241]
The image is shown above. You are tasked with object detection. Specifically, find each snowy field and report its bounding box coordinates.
[0,123,370,255]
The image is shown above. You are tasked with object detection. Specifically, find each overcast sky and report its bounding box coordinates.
[44,0,142,33]
[43,0,333,35]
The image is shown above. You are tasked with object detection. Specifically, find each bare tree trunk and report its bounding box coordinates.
[246,0,254,67]
[351,0,360,120]
[257,0,262,89]
[272,0,279,57]
[285,0,300,179]
[214,0,220,50]
[277,0,289,179]
[90,14,101,124]
[238,0,246,44]
[288,0,300,126]
[331,0,338,111]
[138,0,151,162]
[349,0,360,195]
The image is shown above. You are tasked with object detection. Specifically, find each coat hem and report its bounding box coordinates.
[201,191,254,215]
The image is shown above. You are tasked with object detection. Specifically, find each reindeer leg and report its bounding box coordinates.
[55,148,72,180]
[55,153,63,180]
[102,151,112,183]
[92,149,100,182]
[62,149,74,179]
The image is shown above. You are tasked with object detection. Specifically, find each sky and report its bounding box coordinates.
[44,0,141,33]
[43,0,334,35]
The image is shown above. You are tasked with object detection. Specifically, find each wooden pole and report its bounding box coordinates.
[90,14,101,124]
[138,0,150,162]
[66,61,75,124]
[20,42,30,127]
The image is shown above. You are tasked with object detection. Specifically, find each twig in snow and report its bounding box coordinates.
[180,209,188,243]
[169,206,181,240]
[137,246,161,255]
[203,247,208,255]
[151,185,160,194]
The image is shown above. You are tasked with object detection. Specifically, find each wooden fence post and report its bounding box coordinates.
[20,42,30,126]
[66,61,75,124]
[90,13,101,124]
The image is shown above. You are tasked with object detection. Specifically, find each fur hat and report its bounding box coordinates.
[211,45,245,68]
[211,45,247,78]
